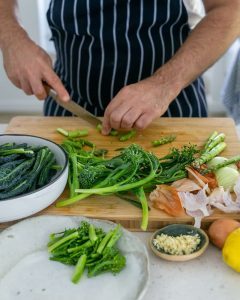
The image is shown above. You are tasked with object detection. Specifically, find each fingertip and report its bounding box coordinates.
[36,91,47,100]
[61,92,70,102]
[101,119,111,135]
[101,125,111,136]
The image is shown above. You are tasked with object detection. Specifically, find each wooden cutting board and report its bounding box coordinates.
[2,116,240,231]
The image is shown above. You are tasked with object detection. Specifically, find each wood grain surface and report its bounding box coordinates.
[2,116,240,231]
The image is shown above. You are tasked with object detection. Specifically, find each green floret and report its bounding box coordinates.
[79,164,110,189]
[87,247,126,277]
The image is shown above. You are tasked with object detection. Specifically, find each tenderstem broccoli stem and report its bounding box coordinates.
[89,224,98,242]
[151,135,176,147]
[67,240,94,253]
[68,129,88,138]
[57,128,69,137]
[56,162,136,207]
[97,231,114,254]
[75,171,157,195]
[134,187,148,231]
[48,231,79,253]
[104,224,122,249]
[69,153,79,198]
[57,128,89,138]
[56,192,91,207]
[71,254,87,284]
[119,130,136,141]
[97,123,118,136]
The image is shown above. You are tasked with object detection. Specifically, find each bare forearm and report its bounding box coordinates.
[0,0,27,49]
[154,0,240,93]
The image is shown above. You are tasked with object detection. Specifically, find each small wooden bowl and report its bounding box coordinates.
[149,224,209,262]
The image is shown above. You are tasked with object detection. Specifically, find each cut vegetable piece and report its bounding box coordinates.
[178,185,212,228]
[71,254,87,284]
[151,135,176,147]
[186,167,217,192]
[192,142,226,169]
[215,167,239,192]
[209,185,240,213]
[119,130,136,142]
[171,178,201,192]
[150,185,185,217]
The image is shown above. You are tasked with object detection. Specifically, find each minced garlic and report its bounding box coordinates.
[153,233,201,255]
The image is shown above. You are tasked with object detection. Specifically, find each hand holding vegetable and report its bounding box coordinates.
[102,73,180,134]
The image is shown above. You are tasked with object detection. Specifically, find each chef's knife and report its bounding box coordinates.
[44,83,102,127]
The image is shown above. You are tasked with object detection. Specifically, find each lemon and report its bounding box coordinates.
[222,228,240,272]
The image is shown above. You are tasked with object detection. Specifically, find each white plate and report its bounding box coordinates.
[0,216,149,300]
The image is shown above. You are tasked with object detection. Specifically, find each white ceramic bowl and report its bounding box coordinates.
[0,134,68,222]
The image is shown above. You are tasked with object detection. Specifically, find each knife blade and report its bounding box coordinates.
[44,84,102,127]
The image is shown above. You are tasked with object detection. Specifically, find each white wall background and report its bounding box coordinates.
[0,0,238,116]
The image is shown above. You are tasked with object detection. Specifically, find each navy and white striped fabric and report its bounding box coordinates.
[44,0,207,117]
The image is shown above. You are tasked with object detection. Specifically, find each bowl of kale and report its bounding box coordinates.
[0,134,68,222]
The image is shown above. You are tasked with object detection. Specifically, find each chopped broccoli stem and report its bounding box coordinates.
[96,123,102,132]
[57,127,69,137]
[67,240,94,253]
[104,224,122,250]
[119,130,136,141]
[151,135,176,147]
[97,123,119,136]
[97,231,114,254]
[89,224,98,242]
[71,254,87,284]
[57,128,88,138]
[48,231,79,253]
[48,221,126,283]
[134,187,148,231]
[68,129,88,138]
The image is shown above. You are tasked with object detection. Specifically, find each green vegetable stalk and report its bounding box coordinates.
[134,187,148,231]
[151,135,176,147]
[96,123,118,136]
[192,142,226,169]
[57,127,88,138]
[71,254,87,284]
[48,221,126,283]
[119,130,136,141]
[0,144,56,199]
[203,131,218,151]
[192,132,227,169]
[48,231,79,253]
[204,133,225,152]
[89,224,98,242]
[203,155,240,174]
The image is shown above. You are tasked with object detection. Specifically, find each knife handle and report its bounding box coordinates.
[43,81,68,104]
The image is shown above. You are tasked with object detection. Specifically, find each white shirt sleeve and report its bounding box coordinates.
[183,0,205,29]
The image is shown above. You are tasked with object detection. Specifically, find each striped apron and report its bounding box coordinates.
[44,0,207,117]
